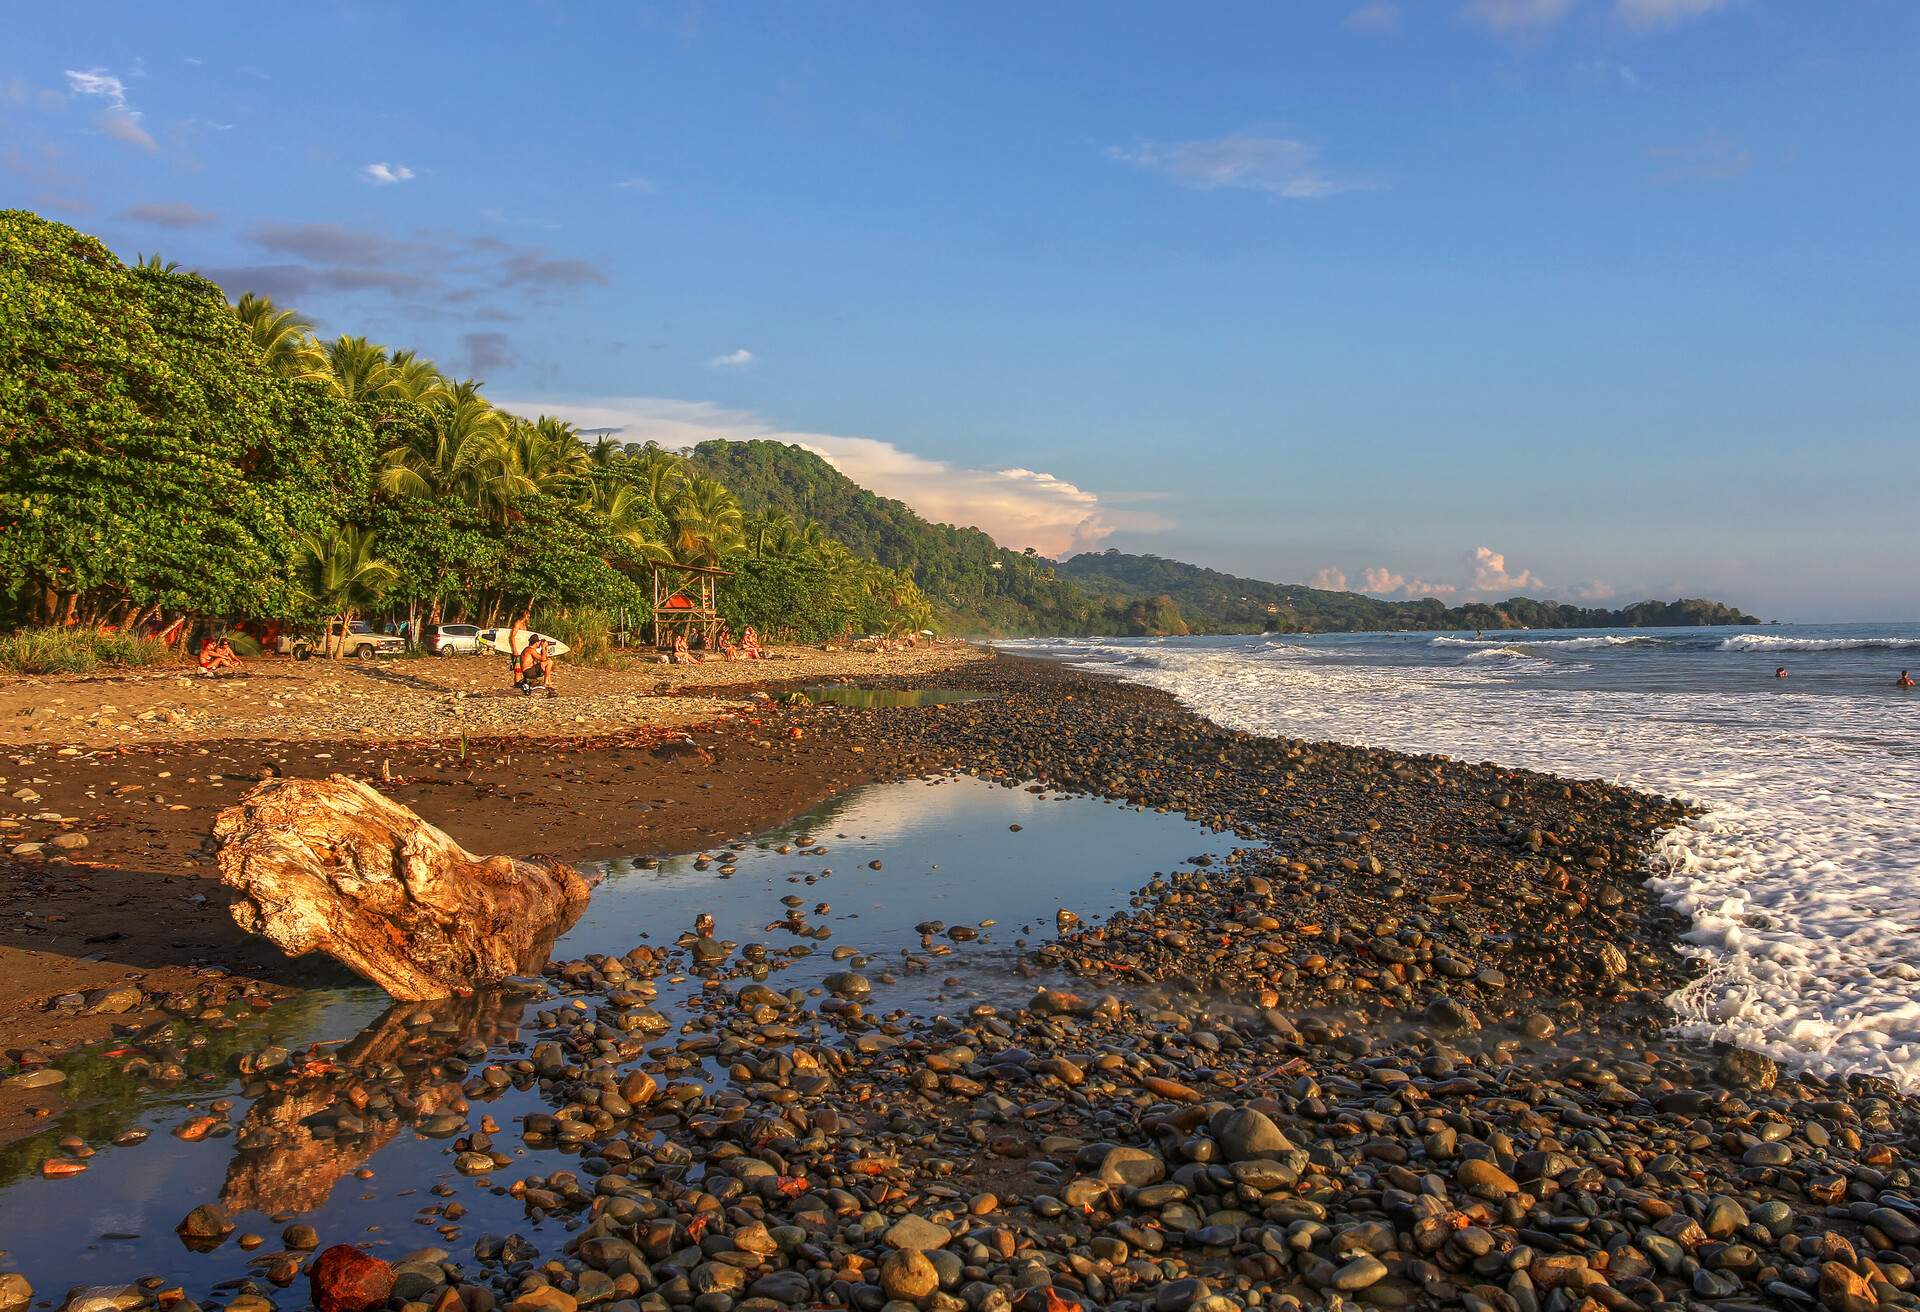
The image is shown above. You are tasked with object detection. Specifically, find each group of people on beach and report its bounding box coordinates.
[197,635,242,675]
[667,621,764,665]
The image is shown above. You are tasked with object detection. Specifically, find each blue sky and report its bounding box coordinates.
[5,1,1915,620]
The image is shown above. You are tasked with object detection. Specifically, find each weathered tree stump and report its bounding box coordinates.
[215,774,590,999]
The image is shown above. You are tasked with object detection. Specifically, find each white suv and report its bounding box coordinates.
[428,623,485,657]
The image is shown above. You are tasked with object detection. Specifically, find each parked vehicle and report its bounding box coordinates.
[274,618,407,661]
[427,623,485,657]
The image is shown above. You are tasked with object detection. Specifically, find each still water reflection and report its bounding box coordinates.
[0,775,1225,1292]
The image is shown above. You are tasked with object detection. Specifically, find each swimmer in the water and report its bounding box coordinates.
[1900,670,1915,689]
[1775,667,1788,679]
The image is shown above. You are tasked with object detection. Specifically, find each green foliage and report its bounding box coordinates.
[689,439,1097,634]
[532,608,615,665]
[722,550,931,643]
[1108,593,1190,636]
[0,210,930,643]
[1060,551,1760,634]
[0,628,179,675]
[294,524,398,621]
[1,210,375,626]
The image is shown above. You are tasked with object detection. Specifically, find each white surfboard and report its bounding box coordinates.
[482,629,572,658]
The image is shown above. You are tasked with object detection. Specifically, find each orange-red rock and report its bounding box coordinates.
[309,1244,394,1312]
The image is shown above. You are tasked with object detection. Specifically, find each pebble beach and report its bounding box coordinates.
[1,650,1916,1312]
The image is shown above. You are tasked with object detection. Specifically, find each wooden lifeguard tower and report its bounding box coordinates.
[650,562,732,649]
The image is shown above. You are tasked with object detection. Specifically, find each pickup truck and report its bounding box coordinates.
[275,619,407,661]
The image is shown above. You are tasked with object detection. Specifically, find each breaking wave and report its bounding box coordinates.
[1003,632,1920,1091]
[1719,634,1920,652]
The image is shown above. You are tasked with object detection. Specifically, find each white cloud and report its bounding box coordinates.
[1106,135,1374,200]
[1471,545,1547,593]
[1313,548,1550,600]
[1359,567,1458,599]
[1568,580,1617,601]
[708,348,754,368]
[615,177,656,192]
[361,162,415,185]
[64,68,129,107]
[64,67,155,151]
[489,395,1168,557]
[1347,2,1403,32]
[1460,0,1575,32]
[1615,0,1737,30]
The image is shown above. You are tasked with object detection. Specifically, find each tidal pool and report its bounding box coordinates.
[0,775,1226,1294]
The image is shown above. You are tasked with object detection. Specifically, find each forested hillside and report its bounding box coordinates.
[688,439,1102,634]
[1060,551,1760,633]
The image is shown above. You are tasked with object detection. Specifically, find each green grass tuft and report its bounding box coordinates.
[0,628,182,676]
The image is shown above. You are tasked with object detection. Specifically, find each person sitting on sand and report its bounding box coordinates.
[516,638,556,696]
[671,632,701,665]
[1900,670,1915,689]
[739,626,764,660]
[198,636,242,675]
[715,625,738,661]
[510,636,545,689]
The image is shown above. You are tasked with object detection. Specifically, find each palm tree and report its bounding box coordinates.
[743,510,830,562]
[378,396,507,504]
[587,434,624,469]
[630,449,688,518]
[294,526,398,656]
[496,417,590,503]
[323,336,401,404]
[135,252,180,273]
[669,475,745,565]
[233,293,332,385]
[588,481,672,562]
[386,350,451,407]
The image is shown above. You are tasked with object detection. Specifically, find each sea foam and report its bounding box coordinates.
[1433,634,1662,649]
[1719,634,1920,652]
[1004,636,1920,1090]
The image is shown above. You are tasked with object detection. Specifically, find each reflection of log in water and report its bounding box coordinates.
[220,993,523,1216]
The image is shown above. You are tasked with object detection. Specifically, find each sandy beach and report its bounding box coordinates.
[0,644,989,748]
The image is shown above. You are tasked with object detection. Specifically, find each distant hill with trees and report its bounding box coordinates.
[1058,550,1759,633]
[689,443,1759,636]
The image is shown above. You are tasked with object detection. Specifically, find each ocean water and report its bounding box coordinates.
[1003,623,1920,1090]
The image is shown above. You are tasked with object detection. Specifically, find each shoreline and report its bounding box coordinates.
[5,649,1918,1311]
[3,648,1695,1132]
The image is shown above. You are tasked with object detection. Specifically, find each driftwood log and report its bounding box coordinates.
[215,774,590,1000]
